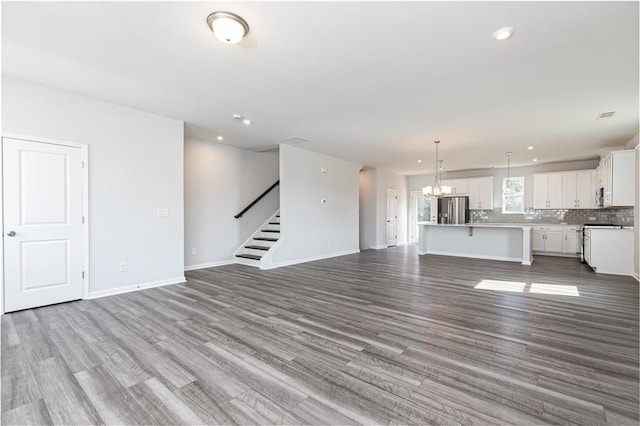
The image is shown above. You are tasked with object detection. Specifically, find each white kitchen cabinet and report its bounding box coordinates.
[533,174,562,209]
[586,228,634,275]
[561,171,594,209]
[441,179,469,195]
[532,225,563,253]
[562,226,580,256]
[532,230,545,252]
[601,150,635,207]
[468,177,493,210]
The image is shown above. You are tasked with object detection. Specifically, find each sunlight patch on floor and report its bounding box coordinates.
[530,283,580,296]
[474,280,580,296]
[475,280,526,292]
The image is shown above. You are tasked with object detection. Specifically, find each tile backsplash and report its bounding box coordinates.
[471,207,634,225]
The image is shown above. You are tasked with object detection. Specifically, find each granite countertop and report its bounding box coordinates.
[418,222,533,228]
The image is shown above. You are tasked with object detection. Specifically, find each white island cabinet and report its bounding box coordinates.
[418,223,533,265]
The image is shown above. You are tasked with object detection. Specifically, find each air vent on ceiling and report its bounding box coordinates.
[597,111,615,119]
[283,135,310,144]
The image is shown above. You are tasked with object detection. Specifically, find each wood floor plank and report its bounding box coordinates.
[1,247,638,424]
[127,377,204,425]
[1,399,53,425]
[74,365,149,425]
[173,381,237,425]
[30,357,102,425]
[1,344,43,412]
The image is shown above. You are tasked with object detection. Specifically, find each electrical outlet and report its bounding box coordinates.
[191,248,197,255]
[119,262,127,272]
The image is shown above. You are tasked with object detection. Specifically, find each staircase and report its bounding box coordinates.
[234,211,280,268]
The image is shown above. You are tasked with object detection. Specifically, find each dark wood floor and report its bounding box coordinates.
[2,246,639,425]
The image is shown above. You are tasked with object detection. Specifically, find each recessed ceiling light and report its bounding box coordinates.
[242,118,252,125]
[527,146,534,150]
[597,111,616,120]
[533,158,539,162]
[206,11,249,45]
[417,159,422,163]
[217,136,224,141]
[493,27,515,41]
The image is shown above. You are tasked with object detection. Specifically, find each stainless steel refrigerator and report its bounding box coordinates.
[438,196,470,224]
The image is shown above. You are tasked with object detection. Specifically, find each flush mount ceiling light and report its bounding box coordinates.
[533,158,539,162]
[527,146,534,150]
[422,141,452,197]
[417,159,422,163]
[493,26,515,41]
[217,136,224,141]
[207,11,249,45]
[233,114,252,125]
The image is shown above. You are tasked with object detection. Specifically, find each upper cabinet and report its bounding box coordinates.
[441,178,469,195]
[468,177,493,210]
[535,170,596,209]
[533,173,563,209]
[562,170,595,209]
[601,150,635,207]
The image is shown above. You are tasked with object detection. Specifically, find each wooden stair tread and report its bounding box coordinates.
[262,230,280,233]
[254,237,278,242]
[236,253,262,260]
[244,245,269,251]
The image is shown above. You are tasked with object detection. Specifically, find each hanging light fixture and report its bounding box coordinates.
[207,11,249,45]
[422,141,452,197]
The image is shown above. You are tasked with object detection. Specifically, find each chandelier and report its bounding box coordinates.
[422,140,452,197]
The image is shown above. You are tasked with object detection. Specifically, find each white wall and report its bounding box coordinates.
[271,144,360,266]
[635,145,639,281]
[359,168,377,250]
[376,169,408,247]
[627,133,640,280]
[2,77,185,295]
[407,159,600,209]
[184,138,279,269]
[358,168,408,250]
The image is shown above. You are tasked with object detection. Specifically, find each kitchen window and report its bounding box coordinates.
[503,177,524,213]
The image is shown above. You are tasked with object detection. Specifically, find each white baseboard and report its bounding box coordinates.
[184,260,234,271]
[262,249,360,270]
[87,276,186,299]
[633,272,639,282]
[369,245,388,250]
[421,250,523,263]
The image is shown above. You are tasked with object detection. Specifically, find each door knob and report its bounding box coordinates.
[6,231,16,237]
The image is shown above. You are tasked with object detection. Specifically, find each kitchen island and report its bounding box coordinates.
[418,223,534,265]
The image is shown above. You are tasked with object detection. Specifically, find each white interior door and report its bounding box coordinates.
[3,138,84,312]
[386,189,397,247]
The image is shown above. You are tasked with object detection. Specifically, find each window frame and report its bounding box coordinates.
[502,176,525,214]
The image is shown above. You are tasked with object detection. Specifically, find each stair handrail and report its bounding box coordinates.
[234,180,280,219]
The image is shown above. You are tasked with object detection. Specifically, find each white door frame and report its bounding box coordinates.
[386,188,398,247]
[1,133,89,315]
[409,190,422,243]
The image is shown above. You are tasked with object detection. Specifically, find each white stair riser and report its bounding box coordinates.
[252,239,276,247]
[263,224,280,231]
[258,232,280,239]
[242,248,268,257]
[235,257,261,267]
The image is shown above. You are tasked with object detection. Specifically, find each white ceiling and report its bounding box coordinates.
[2,1,638,175]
